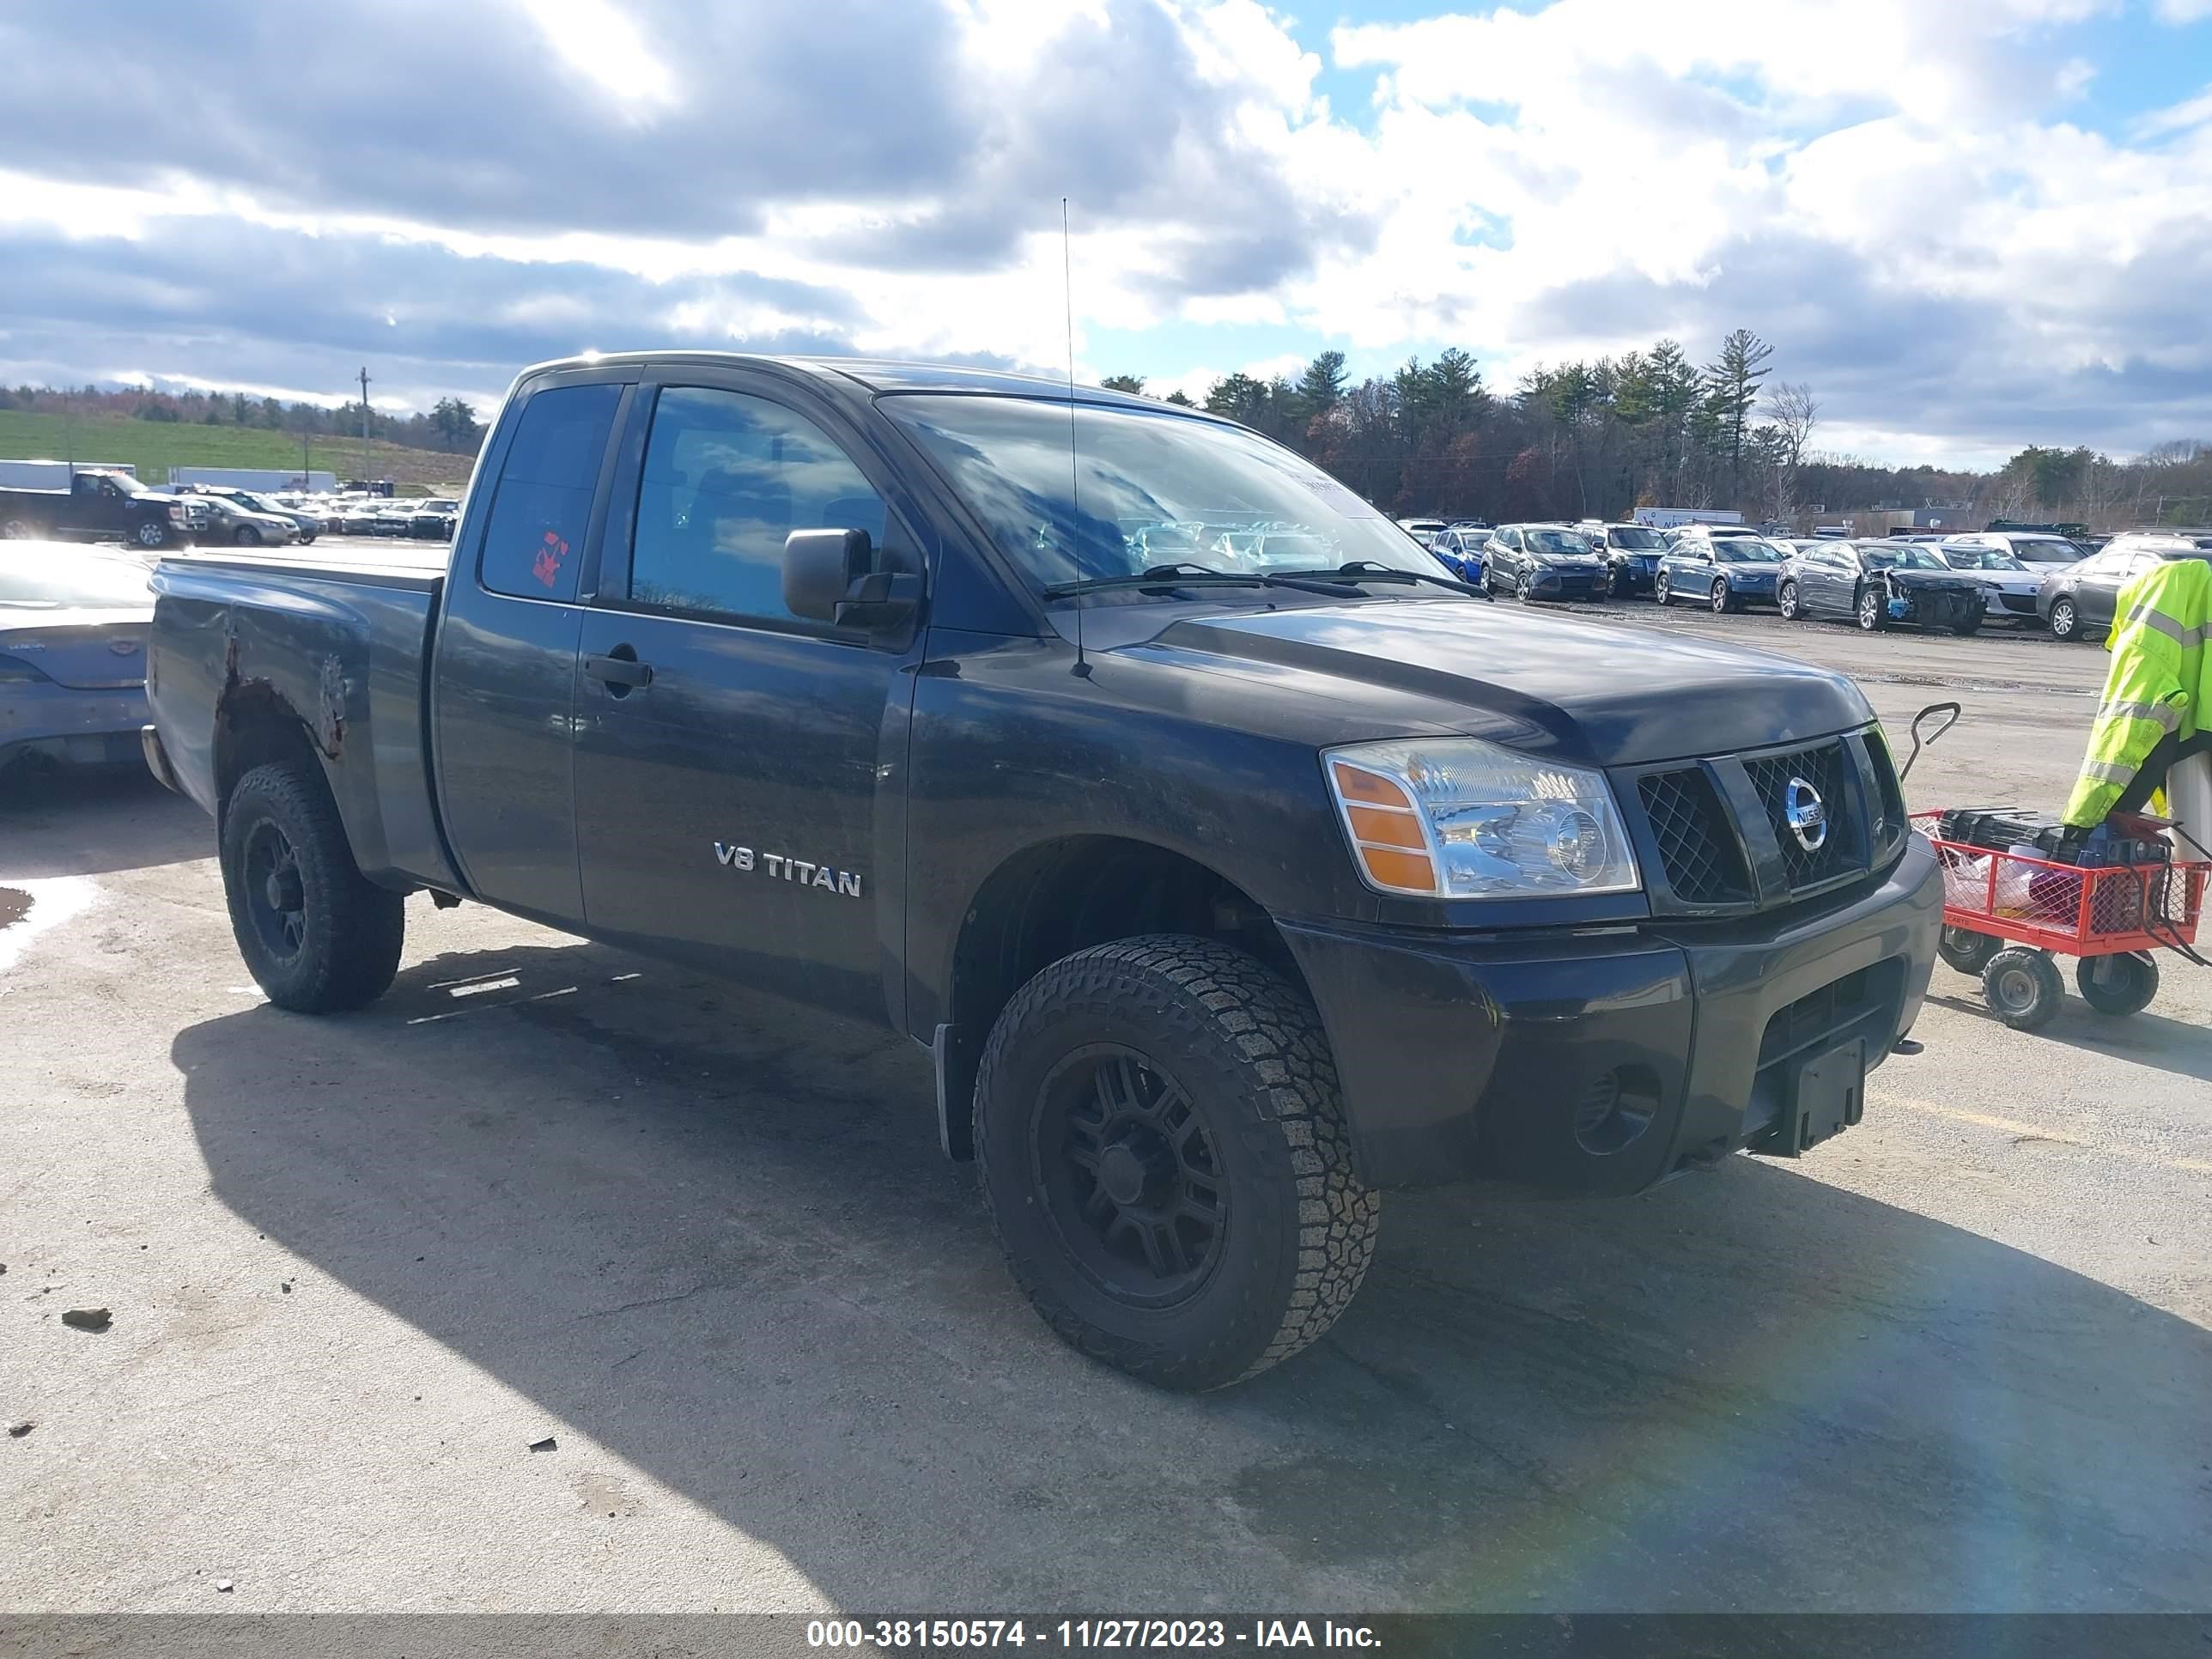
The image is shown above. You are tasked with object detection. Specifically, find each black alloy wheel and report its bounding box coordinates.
[240,818,307,964]
[1032,1046,1225,1306]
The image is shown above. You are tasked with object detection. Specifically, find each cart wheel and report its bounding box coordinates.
[2075,951,2158,1018]
[1982,948,2063,1031]
[1937,926,2000,975]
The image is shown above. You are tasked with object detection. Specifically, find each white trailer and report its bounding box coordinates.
[169,465,338,494]
[1632,507,1745,530]
[0,458,139,489]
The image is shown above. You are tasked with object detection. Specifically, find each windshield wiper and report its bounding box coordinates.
[1310,560,1492,599]
[1044,562,1363,599]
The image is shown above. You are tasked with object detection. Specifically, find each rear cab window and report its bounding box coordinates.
[478,383,623,602]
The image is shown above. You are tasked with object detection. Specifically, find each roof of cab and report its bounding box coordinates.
[515,350,1172,412]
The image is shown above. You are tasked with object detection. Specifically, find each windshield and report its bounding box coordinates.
[1608,526,1662,550]
[2011,538,2084,563]
[234,491,276,512]
[1715,540,1782,562]
[0,550,153,607]
[1863,544,1945,570]
[1942,546,2026,571]
[1524,529,1593,555]
[886,396,1437,588]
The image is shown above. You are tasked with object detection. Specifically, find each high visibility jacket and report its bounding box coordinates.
[2063,557,2210,827]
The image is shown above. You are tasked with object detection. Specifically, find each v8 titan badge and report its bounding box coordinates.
[714,842,862,898]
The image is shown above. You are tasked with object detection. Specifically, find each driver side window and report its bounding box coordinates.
[627,386,888,627]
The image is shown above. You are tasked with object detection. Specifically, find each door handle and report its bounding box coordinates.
[584,650,653,690]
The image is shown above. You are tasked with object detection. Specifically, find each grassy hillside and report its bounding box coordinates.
[0,410,477,492]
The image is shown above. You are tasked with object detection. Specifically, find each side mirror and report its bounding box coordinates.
[781,527,921,629]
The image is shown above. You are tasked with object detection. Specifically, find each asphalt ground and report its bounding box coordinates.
[1,596,2205,1619]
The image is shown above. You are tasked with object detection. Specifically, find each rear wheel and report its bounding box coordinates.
[1,517,38,540]
[974,935,1380,1391]
[1856,585,1886,632]
[2076,951,2158,1017]
[2048,597,2082,641]
[1937,926,1999,975]
[1982,947,2063,1031]
[221,762,405,1012]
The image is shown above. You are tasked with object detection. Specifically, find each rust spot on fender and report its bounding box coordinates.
[316,654,348,757]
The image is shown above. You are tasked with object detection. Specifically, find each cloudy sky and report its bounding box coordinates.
[3,0,2209,467]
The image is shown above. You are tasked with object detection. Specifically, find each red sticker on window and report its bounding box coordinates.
[532,528,571,589]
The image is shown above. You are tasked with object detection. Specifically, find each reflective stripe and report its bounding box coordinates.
[2100,697,2185,732]
[2120,603,2205,649]
[2081,759,2137,785]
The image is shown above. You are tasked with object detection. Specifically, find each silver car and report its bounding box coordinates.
[182,490,299,548]
[0,544,153,776]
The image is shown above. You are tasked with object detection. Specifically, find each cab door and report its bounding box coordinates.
[568,371,926,1022]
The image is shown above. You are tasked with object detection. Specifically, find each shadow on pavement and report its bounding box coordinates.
[1923,984,2212,1089]
[172,940,2212,1612]
[0,765,210,878]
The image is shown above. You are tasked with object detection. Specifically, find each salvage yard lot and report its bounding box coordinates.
[2,607,2207,1614]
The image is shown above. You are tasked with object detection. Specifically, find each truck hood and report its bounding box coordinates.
[1152,598,1871,766]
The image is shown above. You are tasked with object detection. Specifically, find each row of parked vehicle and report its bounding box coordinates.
[264,492,462,542]
[1423,519,2212,641]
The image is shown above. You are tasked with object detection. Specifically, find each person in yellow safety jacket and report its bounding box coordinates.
[2062,555,2210,829]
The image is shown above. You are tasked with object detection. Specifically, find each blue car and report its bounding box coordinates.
[0,544,152,776]
[1429,525,1488,583]
[1654,532,1785,612]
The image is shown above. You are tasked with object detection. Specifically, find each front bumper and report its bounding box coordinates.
[1608,560,1660,595]
[1282,835,1942,1194]
[1529,567,1605,599]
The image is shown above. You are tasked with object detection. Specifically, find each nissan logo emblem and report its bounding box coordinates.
[1784,777,1828,853]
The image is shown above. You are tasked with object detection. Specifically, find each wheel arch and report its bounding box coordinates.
[212,680,328,830]
[933,834,1309,1161]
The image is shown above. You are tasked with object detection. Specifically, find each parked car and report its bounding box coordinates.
[2038,534,2212,642]
[1929,539,2045,627]
[175,487,302,547]
[367,501,417,537]
[330,498,386,536]
[0,543,153,776]
[408,498,462,540]
[0,467,210,550]
[1395,518,1449,549]
[143,350,1941,1391]
[1482,523,1606,601]
[1654,532,1784,611]
[215,487,323,544]
[1430,526,1488,583]
[1775,539,1984,634]
[1585,522,1668,598]
[1953,530,2088,570]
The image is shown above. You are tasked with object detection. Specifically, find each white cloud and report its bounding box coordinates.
[509,0,678,112]
[2154,0,2212,21]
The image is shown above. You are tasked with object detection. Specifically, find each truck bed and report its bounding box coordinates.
[147,550,460,894]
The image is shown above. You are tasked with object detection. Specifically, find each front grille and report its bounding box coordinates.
[1743,742,1854,890]
[1638,768,1751,903]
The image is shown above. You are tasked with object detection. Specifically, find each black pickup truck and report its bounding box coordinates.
[145,354,1942,1389]
[0,467,210,549]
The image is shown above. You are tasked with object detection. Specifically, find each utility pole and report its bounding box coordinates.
[358,367,372,486]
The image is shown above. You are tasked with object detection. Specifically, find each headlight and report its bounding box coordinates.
[1325,738,1640,899]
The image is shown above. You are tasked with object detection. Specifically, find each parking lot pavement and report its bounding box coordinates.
[2,617,2207,1616]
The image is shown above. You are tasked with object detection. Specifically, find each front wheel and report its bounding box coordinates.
[1711,577,1735,614]
[234,526,262,546]
[2049,597,2081,641]
[135,518,170,550]
[1654,572,1673,606]
[974,936,1380,1392]
[220,762,406,1012]
[1778,580,1802,621]
[1856,585,1886,632]
[1982,947,2063,1031]
[2076,951,2158,1017]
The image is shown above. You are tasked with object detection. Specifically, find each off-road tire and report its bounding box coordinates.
[221,762,405,1012]
[1982,946,2063,1031]
[974,935,1380,1391]
[2075,951,2158,1017]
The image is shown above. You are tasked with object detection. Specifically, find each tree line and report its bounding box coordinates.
[1104,337,2212,531]
[0,382,486,455]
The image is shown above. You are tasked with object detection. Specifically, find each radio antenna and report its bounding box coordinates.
[1063,196,1090,678]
